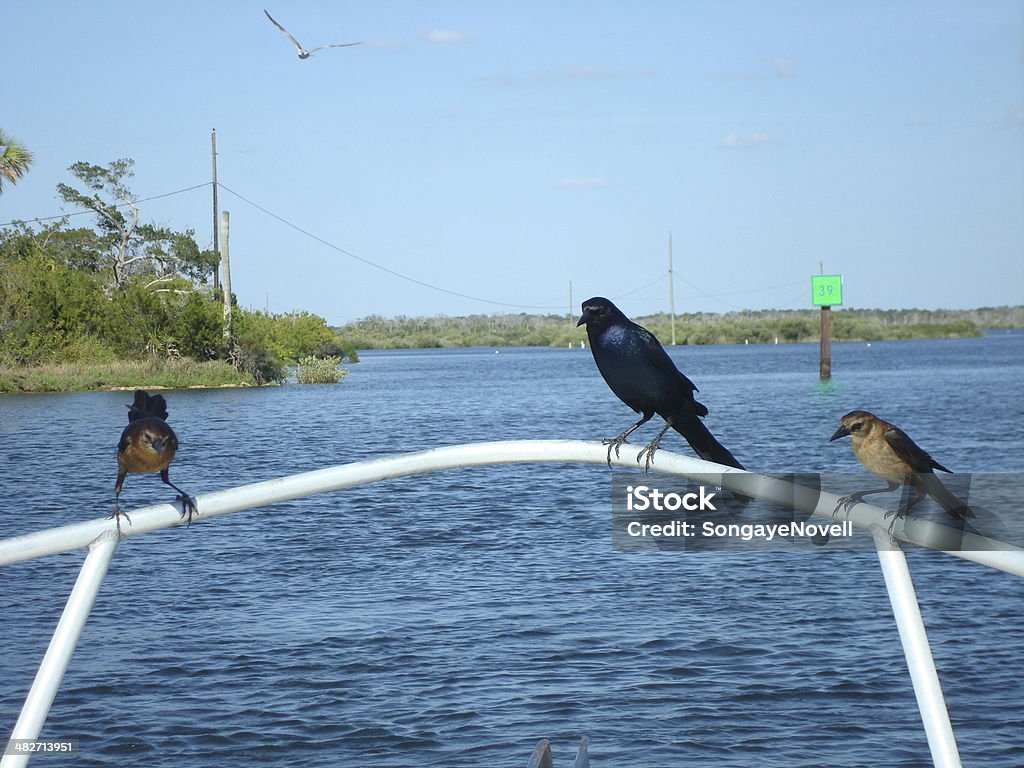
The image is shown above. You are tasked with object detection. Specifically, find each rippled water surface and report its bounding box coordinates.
[2,333,1023,766]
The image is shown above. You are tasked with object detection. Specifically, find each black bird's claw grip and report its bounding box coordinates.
[178,495,199,528]
[602,437,629,467]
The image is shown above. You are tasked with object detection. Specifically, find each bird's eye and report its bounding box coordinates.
[850,422,863,432]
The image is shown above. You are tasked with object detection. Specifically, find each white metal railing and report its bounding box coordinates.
[2,439,1021,767]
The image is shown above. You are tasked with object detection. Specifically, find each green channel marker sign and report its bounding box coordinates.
[811,275,843,307]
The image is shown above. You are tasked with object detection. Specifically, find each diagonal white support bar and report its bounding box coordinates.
[872,527,962,768]
[2,533,118,768]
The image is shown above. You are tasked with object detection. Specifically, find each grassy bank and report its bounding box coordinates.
[0,358,254,394]
[337,307,1013,349]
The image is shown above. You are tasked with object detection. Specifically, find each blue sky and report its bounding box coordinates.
[3,1,1022,324]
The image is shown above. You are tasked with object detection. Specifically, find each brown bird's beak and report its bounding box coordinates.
[829,425,851,442]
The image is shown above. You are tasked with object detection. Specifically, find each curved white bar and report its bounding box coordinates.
[1,440,1020,574]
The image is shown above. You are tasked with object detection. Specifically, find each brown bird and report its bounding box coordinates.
[829,410,973,520]
[112,390,197,531]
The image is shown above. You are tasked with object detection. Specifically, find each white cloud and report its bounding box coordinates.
[720,132,772,149]
[555,65,657,81]
[713,58,797,82]
[995,103,1024,127]
[771,57,796,78]
[481,66,657,87]
[419,29,472,44]
[552,178,609,190]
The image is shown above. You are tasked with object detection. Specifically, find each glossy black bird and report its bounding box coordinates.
[830,410,973,520]
[577,297,744,471]
[113,390,197,531]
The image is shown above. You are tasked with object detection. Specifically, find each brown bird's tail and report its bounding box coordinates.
[127,390,169,422]
[919,473,974,519]
[670,414,745,470]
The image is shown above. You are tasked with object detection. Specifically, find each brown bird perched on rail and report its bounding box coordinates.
[112,390,197,532]
[829,410,973,521]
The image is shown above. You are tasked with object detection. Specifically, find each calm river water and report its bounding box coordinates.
[1,332,1022,766]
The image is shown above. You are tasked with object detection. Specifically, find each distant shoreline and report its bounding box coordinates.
[4,309,1018,393]
[335,306,1021,351]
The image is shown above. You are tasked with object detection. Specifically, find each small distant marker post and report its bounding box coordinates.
[812,274,843,379]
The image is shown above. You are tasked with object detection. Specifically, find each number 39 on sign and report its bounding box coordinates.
[811,275,843,307]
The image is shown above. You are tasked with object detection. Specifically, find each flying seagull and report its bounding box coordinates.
[264,9,362,59]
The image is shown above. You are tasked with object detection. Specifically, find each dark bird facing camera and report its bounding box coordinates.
[829,410,972,520]
[113,390,197,531]
[577,296,744,472]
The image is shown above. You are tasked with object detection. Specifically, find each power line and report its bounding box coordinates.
[671,272,806,310]
[613,272,667,300]
[710,278,806,297]
[217,182,569,311]
[0,182,212,228]
[4,175,808,314]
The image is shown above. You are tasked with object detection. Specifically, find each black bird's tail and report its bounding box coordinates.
[669,413,745,470]
[127,390,169,422]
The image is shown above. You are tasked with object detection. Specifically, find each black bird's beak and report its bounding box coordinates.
[576,308,590,327]
[829,425,850,442]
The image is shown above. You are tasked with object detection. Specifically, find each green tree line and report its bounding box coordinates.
[336,305,1021,350]
[1,158,355,389]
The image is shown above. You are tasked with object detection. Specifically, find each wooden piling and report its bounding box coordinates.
[820,305,832,379]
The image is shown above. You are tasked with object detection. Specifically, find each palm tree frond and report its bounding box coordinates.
[0,129,35,193]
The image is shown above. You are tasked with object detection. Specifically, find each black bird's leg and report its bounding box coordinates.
[834,481,900,514]
[161,469,198,527]
[109,472,131,533]
[636,421,673,474]
[603,413,653,467]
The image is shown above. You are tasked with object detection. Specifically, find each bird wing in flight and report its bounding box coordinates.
[265,9,305,52]
[307,42,362,53]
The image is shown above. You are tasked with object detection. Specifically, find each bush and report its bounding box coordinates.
[295,355,347,384]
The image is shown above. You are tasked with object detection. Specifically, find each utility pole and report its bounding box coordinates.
[211,129,220,291]
[220,211,233,347]
[668,231,677,345]
[568,279,574,325]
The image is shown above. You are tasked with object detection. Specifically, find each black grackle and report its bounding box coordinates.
[577,296,744,472]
